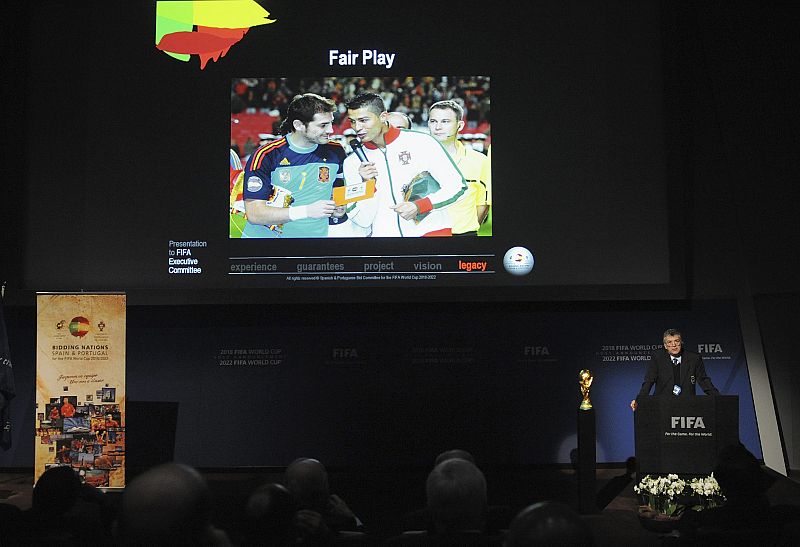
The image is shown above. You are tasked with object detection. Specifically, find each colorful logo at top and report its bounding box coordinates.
[69,317,91,338]
[155,1,276,69]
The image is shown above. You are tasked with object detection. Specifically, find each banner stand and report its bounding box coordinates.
[35,293,126,489]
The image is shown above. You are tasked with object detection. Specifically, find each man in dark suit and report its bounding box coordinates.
[630,328,719,411]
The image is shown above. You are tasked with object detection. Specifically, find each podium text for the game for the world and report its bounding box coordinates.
[635,395,739,475]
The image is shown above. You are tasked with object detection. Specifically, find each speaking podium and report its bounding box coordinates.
[635,395,739,475]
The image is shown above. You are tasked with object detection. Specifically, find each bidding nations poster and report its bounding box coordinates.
[35,293,126,488]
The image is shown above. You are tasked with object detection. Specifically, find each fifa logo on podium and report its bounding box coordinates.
[671,416,706,429]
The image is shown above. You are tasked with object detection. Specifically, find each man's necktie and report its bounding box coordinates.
[672,357,681,390]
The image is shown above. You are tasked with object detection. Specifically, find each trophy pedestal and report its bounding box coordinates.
[578,408,597,514]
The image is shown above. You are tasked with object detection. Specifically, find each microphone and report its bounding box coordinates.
[349,138,377,192]
[349,138,369,164]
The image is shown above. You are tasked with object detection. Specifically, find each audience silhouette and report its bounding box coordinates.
[2,448,797,546]
[4,465,114,544]
[505,501,594,547]
[244,482,295,546]
[117,462,231,545]
[426,458,488,536]
[284,457,362,544]
[386,456,502,546]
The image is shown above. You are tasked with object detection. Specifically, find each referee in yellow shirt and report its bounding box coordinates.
[427,100,490,236]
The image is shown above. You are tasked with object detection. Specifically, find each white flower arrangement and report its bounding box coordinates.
[635,473,725,516]
[634,473,686,500]
[689,473,722,498]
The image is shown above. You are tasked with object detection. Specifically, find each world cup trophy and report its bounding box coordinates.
[579,369,593,410]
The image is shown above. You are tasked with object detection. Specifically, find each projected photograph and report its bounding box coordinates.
[101,387,116,402]
[230,76,492,238]
[44,404,62,428]
[84,469,109,488]
[63,417,92,433]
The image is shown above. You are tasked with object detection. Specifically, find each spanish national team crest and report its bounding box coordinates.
[279,170,291,183]
[318,166,330,183]
[398,151,411,165]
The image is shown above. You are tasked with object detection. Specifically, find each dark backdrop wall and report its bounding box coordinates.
[685,3,800,471]
[2,3,799,471]
[0,300,760,468]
